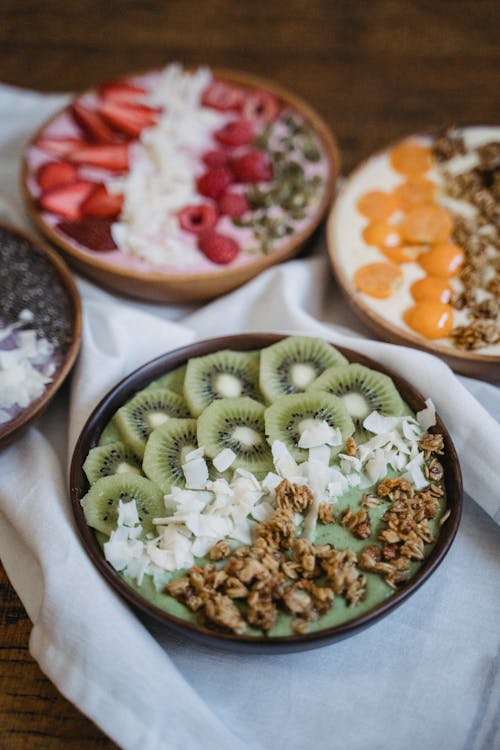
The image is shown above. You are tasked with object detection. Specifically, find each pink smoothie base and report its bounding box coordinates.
[25,71,330,276]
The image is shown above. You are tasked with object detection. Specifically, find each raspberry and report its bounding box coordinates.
[218,191,250,218]
[202,150,229,168]
[178,204,218,234]
[201,81,245,111]
[214,119,254,148]
[198,231,239,264]
[196,167,233,199]
[230,150,273,183]
[241,90,280,123]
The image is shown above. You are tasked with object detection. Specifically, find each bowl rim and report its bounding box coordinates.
[69,332,463,651]
[0,222,82,449]
[326,126,500,375]
[22,65,340,290]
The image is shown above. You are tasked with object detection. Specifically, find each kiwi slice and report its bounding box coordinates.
[259,336,348,403]
[115,388,191,458]
[145,364,187,396]
[265,391,355,462]
[81,474,165,537]
[308,363,406,440]
[197,396,273,473]
[83,441,143,485]
[143,418,199,493]
[98,419,122,446]
[184,350,261,417]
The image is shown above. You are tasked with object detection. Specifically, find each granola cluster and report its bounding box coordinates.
[165,436,447,637]
[166,478,367,635]
[431,128,500,350]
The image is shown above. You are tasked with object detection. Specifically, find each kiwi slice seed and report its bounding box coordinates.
[259,336,348,403]
[143,418,199,493]
[83,441,143,485]
[183,350,261,417]
[114,388,191,458]
[264,391,355,462]
[197,396,273,474]
[81,474,165,537]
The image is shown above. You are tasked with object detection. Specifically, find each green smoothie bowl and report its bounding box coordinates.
[70,333,462,653]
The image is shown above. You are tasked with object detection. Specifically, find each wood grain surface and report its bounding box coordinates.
[0,1,499,747]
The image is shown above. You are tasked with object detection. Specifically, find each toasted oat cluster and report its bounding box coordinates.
[432,129,500,350]
[165,432,447,636]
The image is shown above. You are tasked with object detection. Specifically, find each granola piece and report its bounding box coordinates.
[321,548,366,605]
[358,544,382,570]
[226,555,270,584]
[361,493,380,508]
[432,130,466,162]
[377,477,413,500]
[256,506,296,550]
[399,532,425,560]
[275,479,313,513]
[477,141,500,169]
[418,432,444,459]
[300,580,335,614]
[283,585,313,616]
[318,501,335,524]
[487,276,500,298]
[209,539,231,561]
[223,576,249,598]
[469,298,500,320]
[382,543,398,561]
[291,618,309,635]
[246,590,277,631]
[203,591,246,635]
[281,560,300,580]
[339,507,372,539]
[292,538,317,576]
[345,436,357,457]
[424,458,444,483]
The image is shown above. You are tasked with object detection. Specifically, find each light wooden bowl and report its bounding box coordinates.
[23,67,340,304]
[326,131,500,382]
[0,223,82,449]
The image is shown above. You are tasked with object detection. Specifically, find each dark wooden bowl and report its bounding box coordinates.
[70,333,462,653]
[0,223,82,449]
[23,67,340,304]
[326,129,500,382]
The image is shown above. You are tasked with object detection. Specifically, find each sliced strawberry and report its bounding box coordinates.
[202,150,229,168]
[36,162,78,192]
[218,191,250,218]
[98,80,147,103]
[178,204,218,234]
[198,231,239,264]
[40,180,96,220]
[214,119,254,148]
[35,137,87,158]
[57,218,117,252]
[241,90,280,123]
[71,102,116,144]
[201,81,245,111]
[81,184,124,219]
[99,101,160,138]
[230,150,273,183]
[196,167,233,199]
[69,144,129,171]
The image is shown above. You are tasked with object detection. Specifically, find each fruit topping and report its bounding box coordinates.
[354,262,404,299]
[81,184,124,219]
[410,277,452,304]
[198,232,239,264]
[390,142,432,176]
[399,204,453,244]
[362,221,401,250]
[241,89,280,123]
[217,191,250,218]
[68,143,129,171]
[201,80,245,111]
[202,150,229,168]
[71,102,115,144]
[35,137,86,158]
[357,190,397,221]
[393,178,435,210]
[98,80,147,103]
[178,204,218,234]
[36,162,78,192]
[57,218,117,252]
[230,150,273,183]
[98,101,160,139]
[196,167,233,199]
[404,302,454,339]
[40,180,96,221]
[418,243,464,277]
[214,119,254,147]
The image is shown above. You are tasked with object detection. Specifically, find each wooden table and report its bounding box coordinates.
[1,1,498,747]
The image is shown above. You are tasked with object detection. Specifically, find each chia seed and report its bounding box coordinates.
[0,227,74,352]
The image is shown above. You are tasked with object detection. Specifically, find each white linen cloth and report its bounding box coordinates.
[0,85,499,750]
